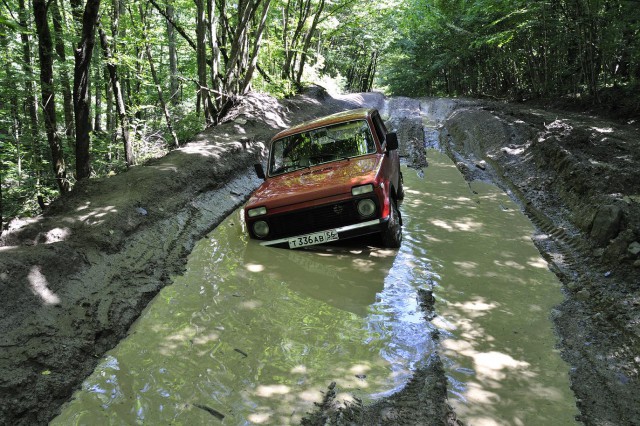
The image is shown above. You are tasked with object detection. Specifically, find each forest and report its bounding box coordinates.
[1,0,639,233]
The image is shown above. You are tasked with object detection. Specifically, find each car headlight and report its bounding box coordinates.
[357,199,376,217]
[253,220,270,238]
[248,206,267,217]
[351,184,374,196]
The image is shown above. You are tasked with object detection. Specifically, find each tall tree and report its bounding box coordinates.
[241,0,272,93]
[166,3,179,105]
[99,24,132,166]
[51,0,75,140]
[196,0,214,123]
[140,4,179,148]
[33,0,69,193]
[73,0,101,180]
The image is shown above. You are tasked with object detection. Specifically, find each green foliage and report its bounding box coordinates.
[3,0,636,224]
[381,0,640,102]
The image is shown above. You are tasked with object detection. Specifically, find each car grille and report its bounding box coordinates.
[267,199,376,239]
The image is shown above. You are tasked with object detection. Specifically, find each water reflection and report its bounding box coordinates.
[241,241,391,317]
[403,150,578,425]
[52,151,577,425]
[53,205,438,425]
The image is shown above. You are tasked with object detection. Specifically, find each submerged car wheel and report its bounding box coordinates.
[381,197,402,248]
[397,172,405,200]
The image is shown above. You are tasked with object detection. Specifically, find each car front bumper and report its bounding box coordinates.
[259,218,384,248]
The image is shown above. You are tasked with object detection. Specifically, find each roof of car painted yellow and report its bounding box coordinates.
[271,108,374,141]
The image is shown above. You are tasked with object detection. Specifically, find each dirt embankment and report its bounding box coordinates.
[442,103,640,425]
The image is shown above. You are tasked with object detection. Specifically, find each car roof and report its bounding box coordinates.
[271,108,375,141]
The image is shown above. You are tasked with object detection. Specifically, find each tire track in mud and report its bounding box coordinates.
[442,107,640,425]
[489,164,640,424]
[302,98,463,426]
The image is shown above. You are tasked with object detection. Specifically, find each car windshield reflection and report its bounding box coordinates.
[268,120,377,177]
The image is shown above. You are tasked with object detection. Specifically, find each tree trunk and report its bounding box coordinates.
[166,4,179,105]
[0,157,3,234]
[105,64,113,134]
[73,0,101,180]
[294,0,324,87]
[140,5,179,148]
[93,43,102,132]
[207,0,221,95]
[224,0,258,94]
[241,0,272,93]
[18,0,42,189]
[0,138,3,233]
[33,0,69,193]
[19,0,40,141]
[196,0,214,123]
[51,0,75,140]
[99,27,132,166]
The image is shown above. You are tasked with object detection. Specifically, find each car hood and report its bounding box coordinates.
[247,155,383,210]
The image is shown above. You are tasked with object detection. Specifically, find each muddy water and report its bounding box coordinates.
[52,215,433,423]
[53,150,576,425]
[401,150,577,425]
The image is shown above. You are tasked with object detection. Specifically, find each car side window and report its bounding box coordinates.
[372,113,387,147]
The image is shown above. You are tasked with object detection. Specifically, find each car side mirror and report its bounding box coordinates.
[254,163,266,180]
[386,132,399,151]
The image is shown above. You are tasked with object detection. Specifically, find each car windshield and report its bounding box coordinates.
[268,120,377,176]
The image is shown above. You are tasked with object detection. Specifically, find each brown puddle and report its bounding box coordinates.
[53,150,577,425]
[402,151,578,425]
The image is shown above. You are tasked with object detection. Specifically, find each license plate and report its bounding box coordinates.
[288,229,339,248]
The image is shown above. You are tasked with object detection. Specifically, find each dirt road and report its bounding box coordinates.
[1,88,639,425]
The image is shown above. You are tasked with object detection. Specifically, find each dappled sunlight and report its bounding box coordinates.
[453,261,478,277]
[431,219,454,231]
[75,204,118,226]
[401,152,577,424]
[493,259,526,270]
[245,262,265,272]
[473,351,531,381]
[352,257,375,272]
[527,257,548,269]
[27,266,60,305]
[452,297,498,315]
[591,126,614,133]
[44,227,71,243]
[291,365,307,374]
[464,382,500,405]
[179,143,228,159]
[147,164,179,173]
[192,331,220,346]
[255,384,291,397]
[429,217,483,233]
[158,325,197,355]
[239,299,263,309]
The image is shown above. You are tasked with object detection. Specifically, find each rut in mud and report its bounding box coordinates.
[51,98,575,425]
[1,89,639,425]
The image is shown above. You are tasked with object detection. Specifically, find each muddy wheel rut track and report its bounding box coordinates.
[1,90,639,425]
[469,153,638,424]
[442,103,640,425]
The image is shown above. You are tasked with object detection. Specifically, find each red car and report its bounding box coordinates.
[244,108,403,249]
